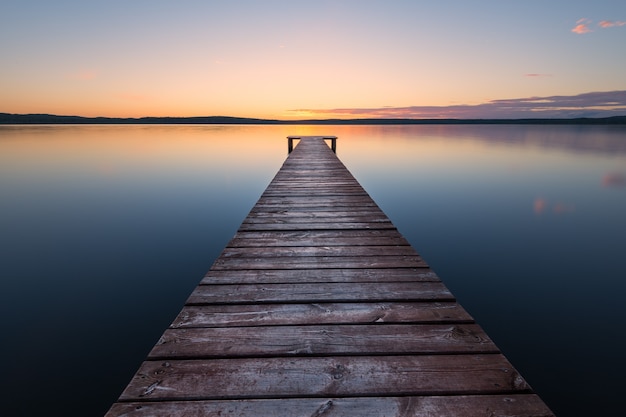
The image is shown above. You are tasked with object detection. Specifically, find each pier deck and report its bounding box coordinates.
[106,137,553,416]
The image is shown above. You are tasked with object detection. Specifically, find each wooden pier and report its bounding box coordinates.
[106,137,553,416]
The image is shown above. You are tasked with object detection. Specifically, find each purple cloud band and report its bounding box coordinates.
[290,90,626,119]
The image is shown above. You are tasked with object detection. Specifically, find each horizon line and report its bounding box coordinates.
[2,112,626,125]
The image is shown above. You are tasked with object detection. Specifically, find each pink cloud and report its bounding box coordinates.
[598,20,626,28]
[572,18,626,33]
[524,73,551,78]
[572,18,593,34]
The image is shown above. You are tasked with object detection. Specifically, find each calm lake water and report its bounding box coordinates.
[1,124,625,416]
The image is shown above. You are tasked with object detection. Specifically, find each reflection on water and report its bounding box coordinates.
[1,124,625,416]
[602,172,626,187]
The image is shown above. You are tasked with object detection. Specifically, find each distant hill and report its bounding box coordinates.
[0,113,279,124]
[1,112,625,125]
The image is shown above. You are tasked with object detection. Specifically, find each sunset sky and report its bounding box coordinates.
[1,0,626,119]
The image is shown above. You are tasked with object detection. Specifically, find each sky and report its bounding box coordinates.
[1,0,626,120]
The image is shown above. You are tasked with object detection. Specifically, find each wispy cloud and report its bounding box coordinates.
[572,18,626,34]
[289,90,626,120]
[572,18,593,34]
[598,20,626,28]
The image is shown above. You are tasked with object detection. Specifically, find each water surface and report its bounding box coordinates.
[1,124,625,416]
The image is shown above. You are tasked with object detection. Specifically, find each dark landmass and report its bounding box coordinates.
[1,112,626,125]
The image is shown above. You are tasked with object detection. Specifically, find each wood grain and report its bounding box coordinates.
[107,395,554,417]
[201,268,440,284]
[171,302,472,328]
[187,282,453,304]
[118,355,529,401]
[150,324,497,359]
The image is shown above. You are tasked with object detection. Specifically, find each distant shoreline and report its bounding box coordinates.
[1,112,626,125]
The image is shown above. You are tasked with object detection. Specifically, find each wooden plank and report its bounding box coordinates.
[149,324,498,359]
[187,282,453,305]
[251,196,380,206]
[242,216,393,225]
[231,230,403,237]
[248,207,385,214]
[258,191,368,196]
[260,192,370,197]
[264,183,367,189]
[118,355,530,401]
[245,210,390,219]
[211,255,426,269]
[245,208,388,215]
[107,395,554,417]
[228,230,410,247]
[171,302,473,328]
[201,268,440,284]
[264,183,365,189]
[220,246,417,258]
[248,203,385,210]
[265,178,363,182]
[238,222,398,231]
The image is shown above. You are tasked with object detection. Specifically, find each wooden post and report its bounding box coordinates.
[287,136,298,154]
[329,137,337,153]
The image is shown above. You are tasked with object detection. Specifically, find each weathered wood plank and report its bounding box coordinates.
[264,183,365,190]
[220,246,417,258]
[250,204,380,211]
[188,282,453,305]
[201,268,440,284]
[265,184,360,188]
[251,196,380,206]
[228,230,410,247]
[107,395,553,417]
[118,355,530,401]
[238,222,398,231]
[265,184,360,189]
[211,255,426,269]
[264,182,366,189]
[171,302,472,328]
[265,177,361,180]
[150,324,497,359]
[260,191,370,197]
[242,216,393,225]
[245,207,387,215]
[245,210,389,219]
[232,230,403,238]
